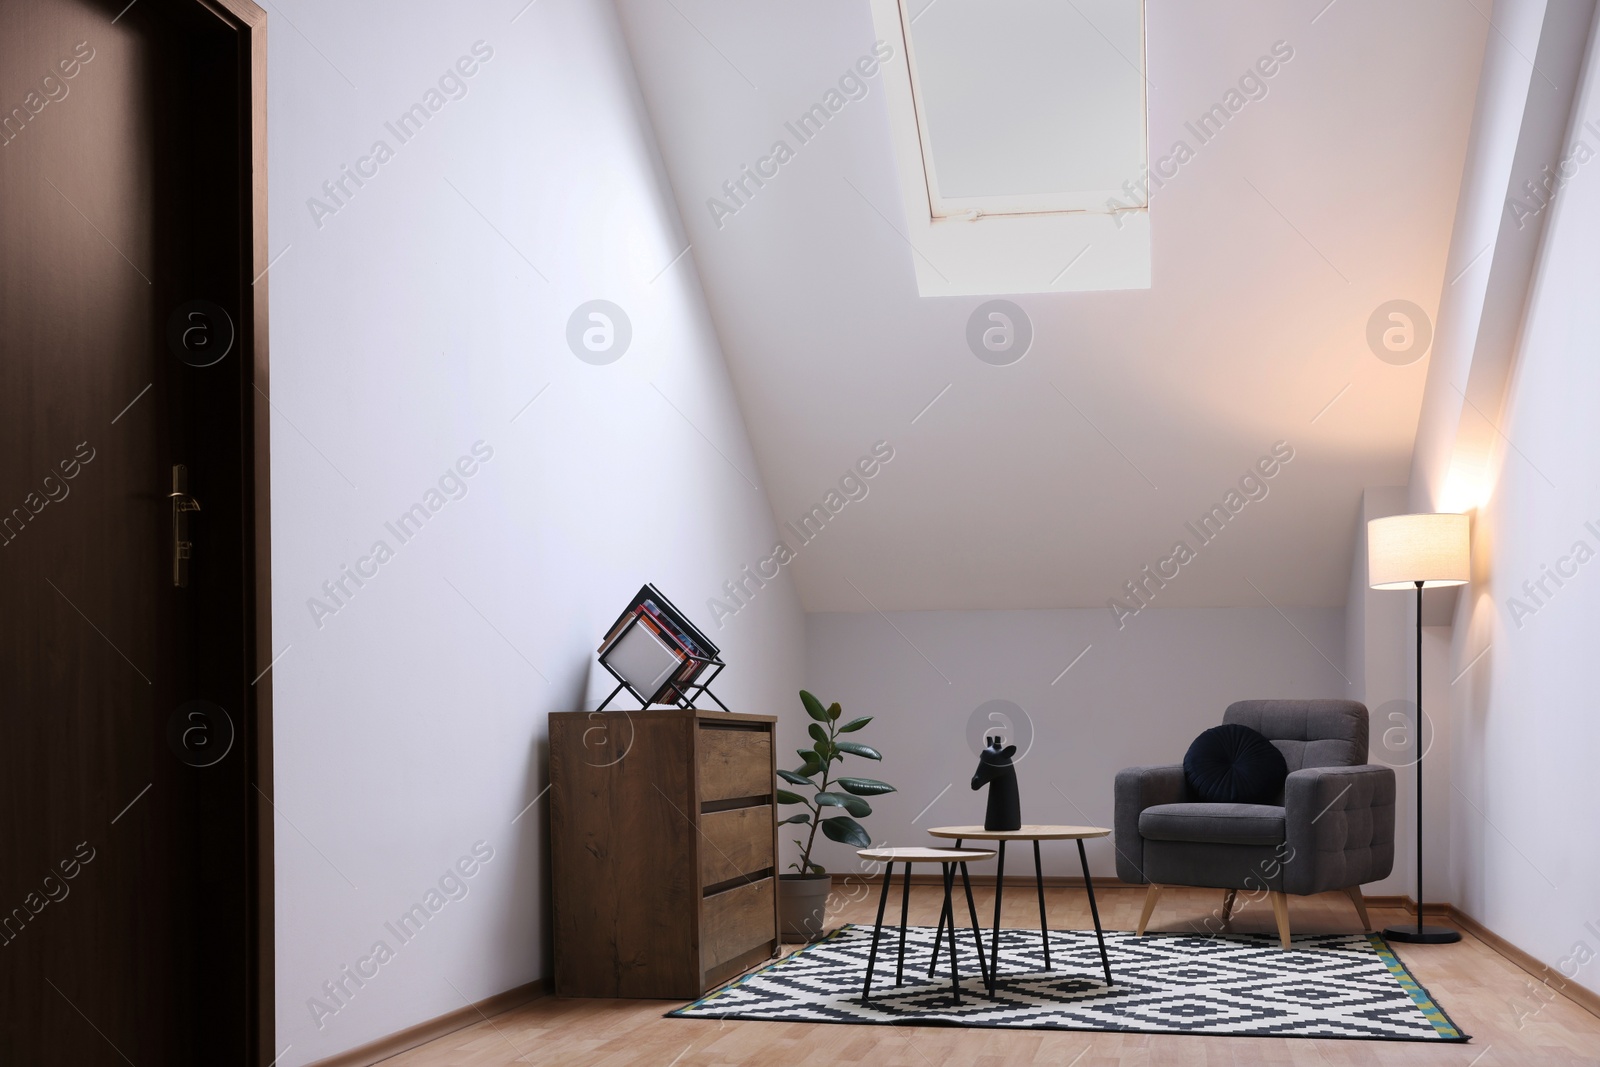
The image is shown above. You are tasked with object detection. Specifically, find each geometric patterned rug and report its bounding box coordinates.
[670,925,1468,1041]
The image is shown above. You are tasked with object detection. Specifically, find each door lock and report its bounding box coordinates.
[170,464,201,588]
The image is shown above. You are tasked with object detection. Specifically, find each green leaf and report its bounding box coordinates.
[815,792,871,817]
[837,716,873,733]
[838,777,896,796]
[811,741,833,761]
[777,769,814,787]
[835,741,881,760]
[775,789,808,805]
[800,690,831,722]
[827,702,842,721]
[780,813,811,825]
[820,816,871,848]
[808,722,828,745]
[808,862,827,875]
[797,761,824,779]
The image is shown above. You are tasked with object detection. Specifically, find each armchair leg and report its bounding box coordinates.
[1136,884,1163,936]
[1345,885,1372,931]
[1221,889,1237,923]
[1269,891,1292,949]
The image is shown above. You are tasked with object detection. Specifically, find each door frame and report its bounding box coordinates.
[195,0,274,1061]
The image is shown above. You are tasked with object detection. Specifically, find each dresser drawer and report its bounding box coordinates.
[701,876,775,973]
[700,805,774,887]
[698,725,771,803]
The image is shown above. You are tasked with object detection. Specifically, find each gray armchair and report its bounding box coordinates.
[1114,699,1395,947]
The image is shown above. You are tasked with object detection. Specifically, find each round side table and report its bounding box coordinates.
[926,825,1114,988]
[855,846,995,1006]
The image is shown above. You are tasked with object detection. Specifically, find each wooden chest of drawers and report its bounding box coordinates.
[549,709,779,998]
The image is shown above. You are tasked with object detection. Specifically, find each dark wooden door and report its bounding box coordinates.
[0,0,267,1062]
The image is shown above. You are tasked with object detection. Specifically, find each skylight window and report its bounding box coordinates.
[869,0,1151,295]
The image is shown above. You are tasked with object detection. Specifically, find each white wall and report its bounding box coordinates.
[616,0,1489,615]
[1443,2,1600,998]
[801,607,1347,879]
[1408,0,1553,510]
[266,2,803,1062]
[1410,0,1595,513]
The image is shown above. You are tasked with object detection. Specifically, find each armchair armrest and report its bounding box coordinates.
[1282,764,1396,895]
[1113,764,1187,883]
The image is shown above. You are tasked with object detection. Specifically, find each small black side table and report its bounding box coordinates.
[855,847,995,1006]
[927,825,1114,989]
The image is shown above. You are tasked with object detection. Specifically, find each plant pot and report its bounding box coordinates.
[778,873,833,943]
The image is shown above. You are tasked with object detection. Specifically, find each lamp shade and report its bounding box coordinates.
[1367,513,1471,589]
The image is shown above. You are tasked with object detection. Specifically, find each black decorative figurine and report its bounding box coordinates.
[971,736,1021,831]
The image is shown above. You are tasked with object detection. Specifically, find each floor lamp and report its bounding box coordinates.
[1367,512,1470,945]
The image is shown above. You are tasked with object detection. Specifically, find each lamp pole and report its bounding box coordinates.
[1415,580,1425,935]
[1381,580,1460,944]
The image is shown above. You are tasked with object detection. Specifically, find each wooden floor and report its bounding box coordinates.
[380,886,1600,1066]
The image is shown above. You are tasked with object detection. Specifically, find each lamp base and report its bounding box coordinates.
[1382,923,1462,944]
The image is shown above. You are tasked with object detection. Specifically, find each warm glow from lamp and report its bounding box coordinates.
[1438,458,1490,513]
[1368,513,1471,590]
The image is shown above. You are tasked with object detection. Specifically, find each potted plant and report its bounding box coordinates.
[775,690,895,942]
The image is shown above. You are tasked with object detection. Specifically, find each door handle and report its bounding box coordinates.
[170,464,201,588]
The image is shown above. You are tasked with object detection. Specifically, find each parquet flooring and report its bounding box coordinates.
[377,886,1600,1066]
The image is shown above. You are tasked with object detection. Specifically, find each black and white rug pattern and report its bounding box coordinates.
[672,925,1468,1041]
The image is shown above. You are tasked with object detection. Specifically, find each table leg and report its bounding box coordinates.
[959,861,992,994]
[930,870,953,976]
[942,862,961,1005]
[895,859,912,986]
[1034,838,1051,971]
[862,861,895,1005]
[929,838,960,977]
[988,840,1006,992]
[1077,839,1112,986]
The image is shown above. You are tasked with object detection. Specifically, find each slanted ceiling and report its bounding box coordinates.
[614,0,1489,613]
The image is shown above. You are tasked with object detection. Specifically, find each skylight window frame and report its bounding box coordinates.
[866,0,1152,295]
[891,0,1151,222]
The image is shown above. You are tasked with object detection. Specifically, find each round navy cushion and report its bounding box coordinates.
[1183,723,1289,804]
